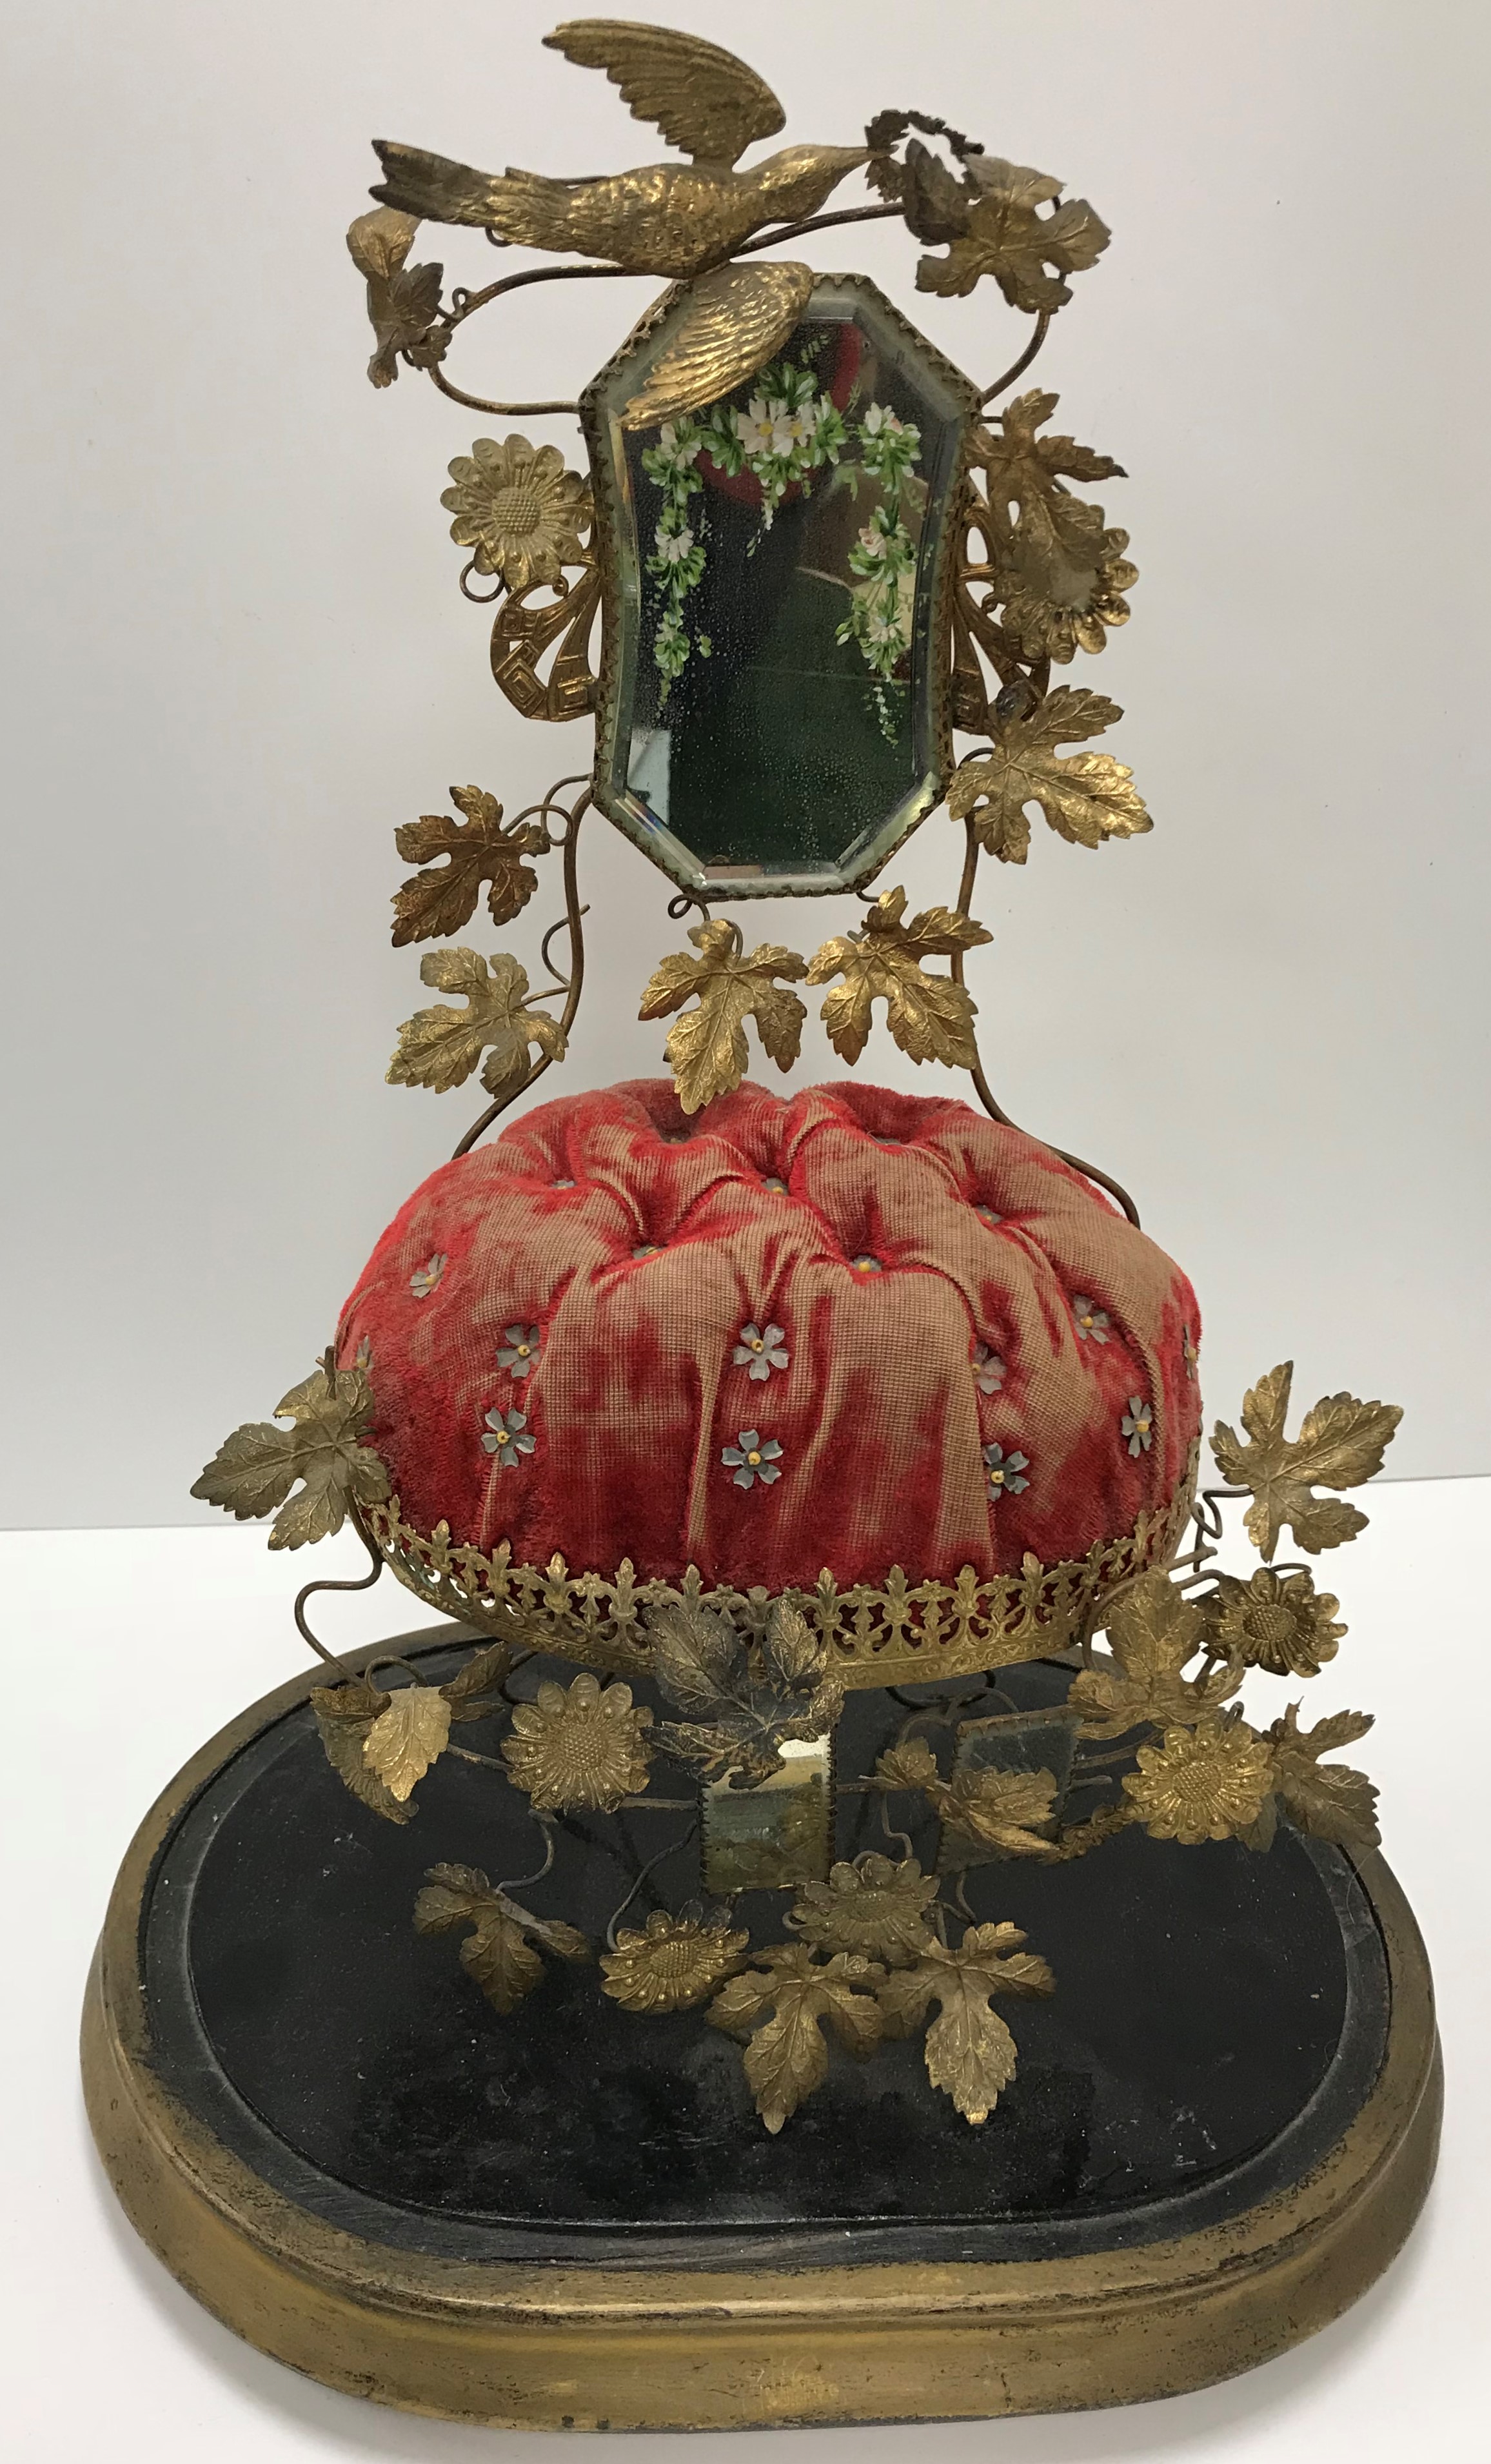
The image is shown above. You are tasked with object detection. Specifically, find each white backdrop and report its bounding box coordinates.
[3,0,1488,1526]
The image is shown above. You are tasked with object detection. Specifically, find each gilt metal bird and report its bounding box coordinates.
[370,18,869,424]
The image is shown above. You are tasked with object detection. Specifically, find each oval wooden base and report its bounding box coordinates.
[83,1649,1441,2431]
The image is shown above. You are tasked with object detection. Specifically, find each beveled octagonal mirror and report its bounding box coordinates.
[582,275,978,898]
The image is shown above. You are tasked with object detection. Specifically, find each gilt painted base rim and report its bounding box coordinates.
[83,1640,1441,2430]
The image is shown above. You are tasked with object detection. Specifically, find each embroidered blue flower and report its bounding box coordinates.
[734,1321,789,1381]
[973,1202,1003,1227]
[972,1341,1006,1395]
[354,1335,373,1372]
[1072,1295,1110,1344]
[1182,1325,1199,1383]
[982,1442,1029,1500]
[498,1323,542,1378]
[632,1242,664,1259]
[850,1253,884,1275]
[762,1175,789,1194]
[1121,1397,1155,1457]
[552,1177,577,1190]
[410,1252,447,1299]
[482,1406,535,1469]
[722,1429,784,1490]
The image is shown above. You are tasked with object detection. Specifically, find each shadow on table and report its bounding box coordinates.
[81,2102,1437,2463]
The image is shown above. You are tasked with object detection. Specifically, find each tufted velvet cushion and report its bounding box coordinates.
[337,1079,1201,1595]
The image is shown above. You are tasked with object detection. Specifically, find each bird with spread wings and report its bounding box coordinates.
[370,17,869,426]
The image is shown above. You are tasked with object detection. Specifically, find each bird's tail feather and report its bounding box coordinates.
[371,139,524,232]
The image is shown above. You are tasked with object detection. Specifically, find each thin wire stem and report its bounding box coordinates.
[500,1816,557,1893]
[293,1508,384,1675]
[604,1817,700,1949]
[947,814,1142,1226]
[735,202,905,255]
[980,313,1051,406]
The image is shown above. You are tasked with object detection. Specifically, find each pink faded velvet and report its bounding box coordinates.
[337,1079,1202,1592]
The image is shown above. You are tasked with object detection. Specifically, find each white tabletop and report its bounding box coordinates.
[5,1490,1486,2460]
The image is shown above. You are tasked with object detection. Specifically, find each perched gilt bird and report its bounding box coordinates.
[371,19,869,424]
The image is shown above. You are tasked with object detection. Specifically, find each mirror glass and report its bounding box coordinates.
[584,277,976,896]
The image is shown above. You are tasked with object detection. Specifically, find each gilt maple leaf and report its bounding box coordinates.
[807,887,991,1069]
[878,1922,1054,2124]
[1265,1704,1380,1853]
[707,1943,885,2132]
[949,688,1151,864]
[917,161,1110,310]
[940,1764,1060,1855]
[1212,1363,1403,1559]
[638,921,807,1114]
[190,1361,389,1550]
[391,785,546,946]
[346,208,447,388]
[1071,1569,1239,1737]
[413,1861,591,2016]
[388,947,565,1097]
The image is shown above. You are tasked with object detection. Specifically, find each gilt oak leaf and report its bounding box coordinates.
[362,1686,452,1802]
[707,1944,885,2133]
[391,785,546,946]
[878,1922,1055,2124]
[806,887,991,1069]
[388,947,565,1097]
[949,689,1151,864]
[916,160,1110,310]
[1212,1363,1403,1559]
[639,920,807,1114]
[346,208,447,388]
[190,1363,390,1551]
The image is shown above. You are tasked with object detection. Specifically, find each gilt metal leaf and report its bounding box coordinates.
[949,687,1151,864]
[806,887,990,1069]
[190,1362,390,1552]
[310,1676,410,1823]
[1265,1702,1380,1852]
[639,920,807,1113]
[363,1686,452,1802]
[1071,1570,1239,1737]
[388,947,566,1096]
[707,1943,884,2133]
[413,1860,591,2016]
[391,785,546,947]
[1211,1363,1403,1559]
[916,159,1109,310]
[346,207,446,388]
[877,1922,1054,2124]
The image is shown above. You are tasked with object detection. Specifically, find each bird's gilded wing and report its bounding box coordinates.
[621,261,815,428]
[545,19,785,167]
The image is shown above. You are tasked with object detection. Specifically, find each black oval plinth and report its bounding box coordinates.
[137,1635,1390,2274]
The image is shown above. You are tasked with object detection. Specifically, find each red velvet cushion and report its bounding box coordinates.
[338,1079,1201,1594]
